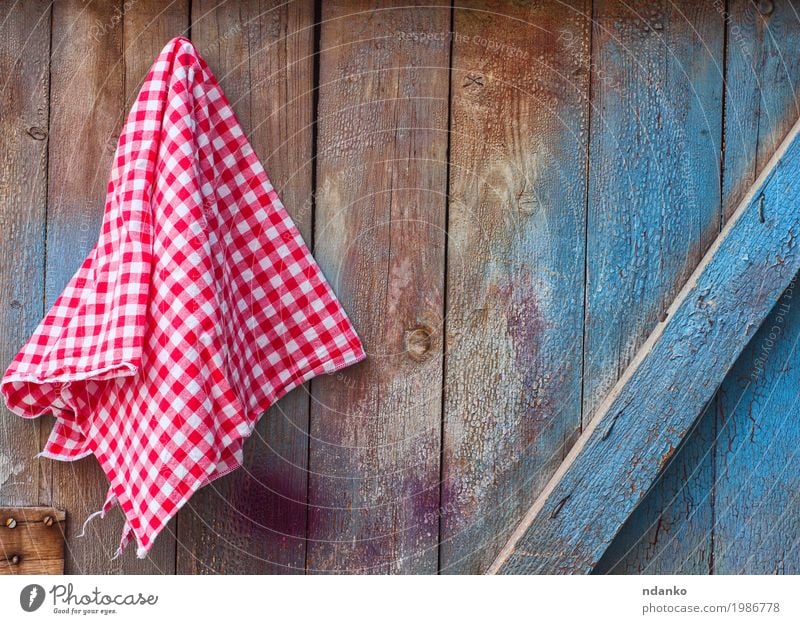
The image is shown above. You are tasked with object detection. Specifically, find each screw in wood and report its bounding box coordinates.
[4,517,16,529]
[43,515,54,527]
[10,555,20,565]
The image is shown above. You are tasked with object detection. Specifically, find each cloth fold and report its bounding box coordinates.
[2,37,365,558]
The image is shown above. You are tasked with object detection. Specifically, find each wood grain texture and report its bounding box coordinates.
[721,0,800,220]
[178,0,314,574]
[594,402,716,573]
[0,507,65,574]
[714,280,800,573]
[45,0,127,574]
[3,1,800,576]
[588,0,724,574]
[0,0,50,508]
[712,0,800,574]
[307,0,449,573]
[583,0,724,418]
[601,0,800,575]
[46,0,186,573]
[493,114,800,574]
[440,0,590,574]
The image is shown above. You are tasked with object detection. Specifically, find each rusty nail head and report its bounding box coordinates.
[5,517,16,529]
[43,515,54,527]
[10,554,20,565]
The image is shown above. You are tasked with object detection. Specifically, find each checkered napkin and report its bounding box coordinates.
[1,37,365,558]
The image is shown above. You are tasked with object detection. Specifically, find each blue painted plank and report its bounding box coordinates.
[594,401,715,574]
[721,0,800,222]
[714,278,800,573]
[440,0,591,575]
[491,115,800,574]
[602,0,800,575]
[712,0,800,574]
[582,0,724,420]
[583,0,724,574]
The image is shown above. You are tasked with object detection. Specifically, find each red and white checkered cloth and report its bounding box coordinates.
[1,37,365,558]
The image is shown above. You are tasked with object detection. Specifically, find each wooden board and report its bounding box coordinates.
[0,0,50,508]
[583,0,724,417]
[492,113,800,573]
[0,507,65,575]
[712,0,800,574]
[587,0,724,574]
[440,0,590,575]
[599,0,800,575]
[714,283,800,573]
[3,1,800,576]
[307,0,450,573]
[178,0,314,574]
[594,403,716,573]
[46,0,186,573]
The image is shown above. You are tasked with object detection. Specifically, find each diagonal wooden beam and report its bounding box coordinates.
[489,117,800,575]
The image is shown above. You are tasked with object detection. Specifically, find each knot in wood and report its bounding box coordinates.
[26,126,46,140]
[756,0,774,15]
[405,326,433,362]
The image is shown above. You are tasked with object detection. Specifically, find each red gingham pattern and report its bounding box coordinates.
[1,37,365,558]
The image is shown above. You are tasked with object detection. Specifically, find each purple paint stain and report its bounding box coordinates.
[232,458,308,540]
[493,270,551,444]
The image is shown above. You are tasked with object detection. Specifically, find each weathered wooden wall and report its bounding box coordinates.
[597,0,800,575]
[1,0,799,574]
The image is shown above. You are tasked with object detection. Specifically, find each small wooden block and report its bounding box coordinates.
[0,507,65,575]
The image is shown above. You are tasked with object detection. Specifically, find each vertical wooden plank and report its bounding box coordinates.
[179,0,314,574]
[721,0,800,219]
[46,0,187,573]
[584,0,724,418]
[713,0,800,574]
[123,1,190,108]
[440,0,590,574]
[46,0,126,574]
[308,0,449,573]
[584,0,723,573]
[0,1,50,506]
